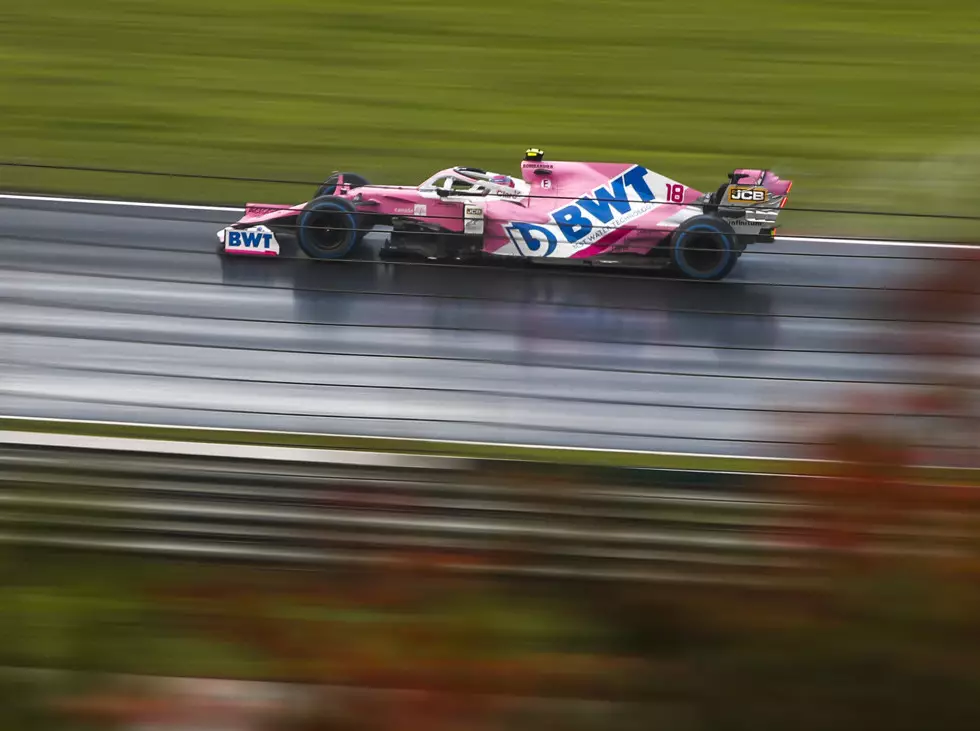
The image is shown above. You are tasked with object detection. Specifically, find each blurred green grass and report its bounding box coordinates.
[3,0,980,239]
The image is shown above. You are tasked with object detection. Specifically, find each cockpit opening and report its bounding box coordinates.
[419,167,530,197]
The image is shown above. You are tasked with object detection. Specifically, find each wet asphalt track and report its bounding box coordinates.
[1,196,976,458]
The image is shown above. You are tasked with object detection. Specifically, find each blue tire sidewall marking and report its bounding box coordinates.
[673,223,734,279]
[299,201,356,259]
[316,184,367,241]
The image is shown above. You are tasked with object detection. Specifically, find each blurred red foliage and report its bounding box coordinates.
[783,251,980,565]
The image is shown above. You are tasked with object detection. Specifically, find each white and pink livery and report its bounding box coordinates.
[218,149,792,281]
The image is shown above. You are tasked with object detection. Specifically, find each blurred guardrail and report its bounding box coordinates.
[0,428,822,589]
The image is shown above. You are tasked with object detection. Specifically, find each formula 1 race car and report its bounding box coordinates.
[218,149,792,280]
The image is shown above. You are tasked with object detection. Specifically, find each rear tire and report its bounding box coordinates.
[669,216,739,281]
[296,196,358,260]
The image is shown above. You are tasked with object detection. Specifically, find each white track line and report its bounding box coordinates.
[1,415,976,473]
[779,235,976,250]
[0,429,465,469]
[0,192,974,250]
[0,414,810,463]
[0,192,243,213]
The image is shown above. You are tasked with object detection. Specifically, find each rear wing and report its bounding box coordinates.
[705,169,793,241]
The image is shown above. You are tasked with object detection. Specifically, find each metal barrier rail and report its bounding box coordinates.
[0,431,818,587]
[2,430,959,588]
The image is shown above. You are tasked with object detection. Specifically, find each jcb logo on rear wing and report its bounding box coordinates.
[727,186,769,203]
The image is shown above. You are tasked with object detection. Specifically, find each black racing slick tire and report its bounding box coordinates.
[315,172,372,243]
[296,195,358,260]
[315,172,370,199]
[669,215,739,281]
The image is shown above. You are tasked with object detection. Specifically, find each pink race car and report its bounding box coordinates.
[218,148,792,281]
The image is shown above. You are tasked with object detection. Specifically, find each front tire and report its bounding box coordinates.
[315,171,370,199]
[315,172,372,243]
[296,196,358,260]
[669,216,739,281]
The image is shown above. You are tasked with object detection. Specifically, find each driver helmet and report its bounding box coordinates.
[490,174,516,188]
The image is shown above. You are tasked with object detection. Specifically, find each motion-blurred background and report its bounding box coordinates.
[2,1,980,729]
[5,0,980,237]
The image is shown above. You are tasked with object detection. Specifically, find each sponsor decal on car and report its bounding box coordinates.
[393,205,429,215]
[217,225,280,256]
[463,204,484,235]
[727,217,764,229]
[504,165,660,257]
[726,185,769,204]
[243,206,281,218]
